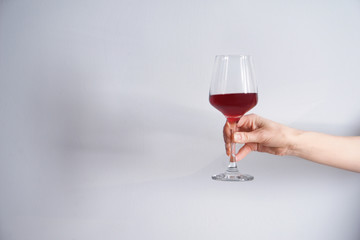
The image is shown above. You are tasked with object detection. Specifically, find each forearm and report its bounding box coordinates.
[289,131,360,172]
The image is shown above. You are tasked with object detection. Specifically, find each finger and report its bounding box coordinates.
[223,121,231,144]
[237,114,265,131]
[233,129,264,144]
[225,143,231,156]
[223,121,232,156]
[235,143,258,161]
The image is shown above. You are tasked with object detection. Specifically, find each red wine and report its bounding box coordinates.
[209,93,258,123]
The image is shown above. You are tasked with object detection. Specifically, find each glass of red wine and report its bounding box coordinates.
[209,55,258,181]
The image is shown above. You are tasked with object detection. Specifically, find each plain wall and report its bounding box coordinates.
[1,0,360,239]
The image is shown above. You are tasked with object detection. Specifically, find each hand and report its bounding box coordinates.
[223,114,300,161]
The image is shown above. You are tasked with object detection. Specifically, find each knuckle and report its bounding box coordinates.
[243,133,249,142]
[255,130,267,143]
[250,113,258,121]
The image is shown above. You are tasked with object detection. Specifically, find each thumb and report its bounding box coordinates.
[233,130,263,144]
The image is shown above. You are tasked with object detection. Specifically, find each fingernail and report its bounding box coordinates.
[234,133,241,142]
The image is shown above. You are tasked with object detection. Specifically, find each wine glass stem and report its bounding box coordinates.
[228,122,238,172]
[230,142,236,162]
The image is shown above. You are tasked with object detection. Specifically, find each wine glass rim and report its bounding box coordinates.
[215,54,252,57]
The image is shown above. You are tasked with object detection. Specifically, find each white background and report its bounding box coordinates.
[1,0,360,239]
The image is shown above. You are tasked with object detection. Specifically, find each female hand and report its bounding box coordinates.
[223,114,300,161]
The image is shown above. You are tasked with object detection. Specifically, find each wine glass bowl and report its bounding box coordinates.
[209,55,258,181]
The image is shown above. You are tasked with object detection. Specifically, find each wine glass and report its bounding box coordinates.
[209,55,258,181]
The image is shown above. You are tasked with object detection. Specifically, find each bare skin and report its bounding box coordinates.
[223,114,360,172]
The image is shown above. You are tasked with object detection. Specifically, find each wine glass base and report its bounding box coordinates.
[212,172,254,182]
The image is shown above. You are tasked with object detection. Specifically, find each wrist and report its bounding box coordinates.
[286,128,305,157]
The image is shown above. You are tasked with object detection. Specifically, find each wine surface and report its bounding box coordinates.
[209,93,258,122]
